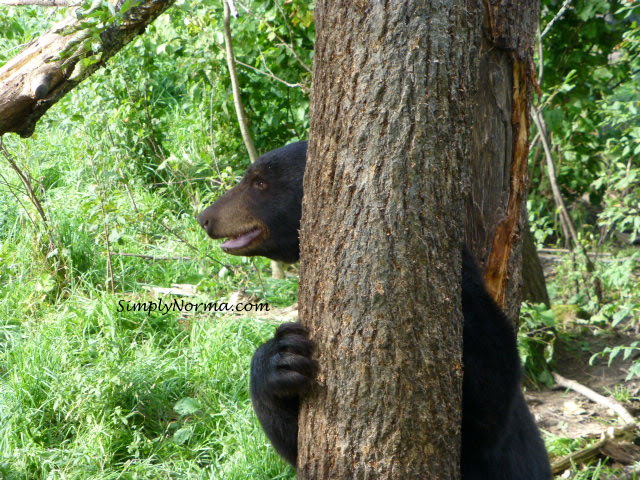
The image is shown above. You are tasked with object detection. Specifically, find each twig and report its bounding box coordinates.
[112,252,193,261]
[0,0,79,6]
[90,154,115,292]
[223,0,258,162]
[551,424,639,475]
[0,140,51,230]
[532,107,604,302]
[532,108,572,244]
[553,373,636,424]
[236,59,302,89]
[0,139,58,255]
[229,1,312,76]
[157,220,233,271]
[541,0,574,39]
[0,170,40,232]
[150,177,215,186]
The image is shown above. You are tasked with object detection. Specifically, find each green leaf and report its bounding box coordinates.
[173,426,194,445]
[174,397,201,416]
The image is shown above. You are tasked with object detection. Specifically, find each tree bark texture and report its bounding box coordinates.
[465,0,539,320]
[298,2,479,478]
[0,0,174,137]
[521,222,551,307]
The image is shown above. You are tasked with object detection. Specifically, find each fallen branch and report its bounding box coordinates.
[551,424,639,475]
[0,0,175,137]
[553,373,636,425]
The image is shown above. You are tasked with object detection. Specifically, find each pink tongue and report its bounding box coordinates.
[221,228,262,250]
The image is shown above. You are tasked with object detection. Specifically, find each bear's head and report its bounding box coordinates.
[197,141,307,263]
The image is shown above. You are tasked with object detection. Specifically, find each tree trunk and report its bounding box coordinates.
[521,222,551,307]
[0,0,174,137]
[464,0,540,321]
[298,2,479,478]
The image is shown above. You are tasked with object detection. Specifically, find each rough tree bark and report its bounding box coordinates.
[298,2,478,478]
[0,0,175,137]
[465,0,540,320]
[522,221,551,307]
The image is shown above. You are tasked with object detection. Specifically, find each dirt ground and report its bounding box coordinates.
[527,331,640,440]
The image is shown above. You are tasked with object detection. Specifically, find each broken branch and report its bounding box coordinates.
[553,373,636,425]
[0,0,175,137]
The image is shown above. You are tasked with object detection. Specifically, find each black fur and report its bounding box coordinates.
[198,142,551,479]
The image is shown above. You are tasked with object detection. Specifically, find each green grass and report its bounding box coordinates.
[0,288,295,479]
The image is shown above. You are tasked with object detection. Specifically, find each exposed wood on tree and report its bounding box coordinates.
[465,0,540,320]
[553,373,636,425]
[0,0,175,137]
[297,1,478,477]
[485,61,533,313]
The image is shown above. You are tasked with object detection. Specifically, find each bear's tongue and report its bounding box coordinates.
[221,228,262,250]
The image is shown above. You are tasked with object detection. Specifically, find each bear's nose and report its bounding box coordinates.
[197,212,209,229]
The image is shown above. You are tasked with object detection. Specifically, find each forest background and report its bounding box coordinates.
[0,0,639,478]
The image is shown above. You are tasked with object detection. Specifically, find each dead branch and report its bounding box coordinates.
[90,156,115,292]
[541,0,574,39]
[551,424,639,475]
[553,373,636,425]
[0,0,175,137]
[222,0,285,280]
[532,108,604,302]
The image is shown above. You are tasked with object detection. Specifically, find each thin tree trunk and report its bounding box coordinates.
[532,106,604,303]
[221,0,284,278]
[222,0,257,163]
[298,2,478,477]
[0,0,174,137]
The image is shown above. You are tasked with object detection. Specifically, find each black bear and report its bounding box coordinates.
[197,141,551,480]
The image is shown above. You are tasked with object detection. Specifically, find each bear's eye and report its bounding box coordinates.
[252,178,268,190]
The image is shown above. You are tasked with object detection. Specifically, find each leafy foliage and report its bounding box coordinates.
[0,1,313,477]
[0,0,639,477]
[532,0,640,247]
